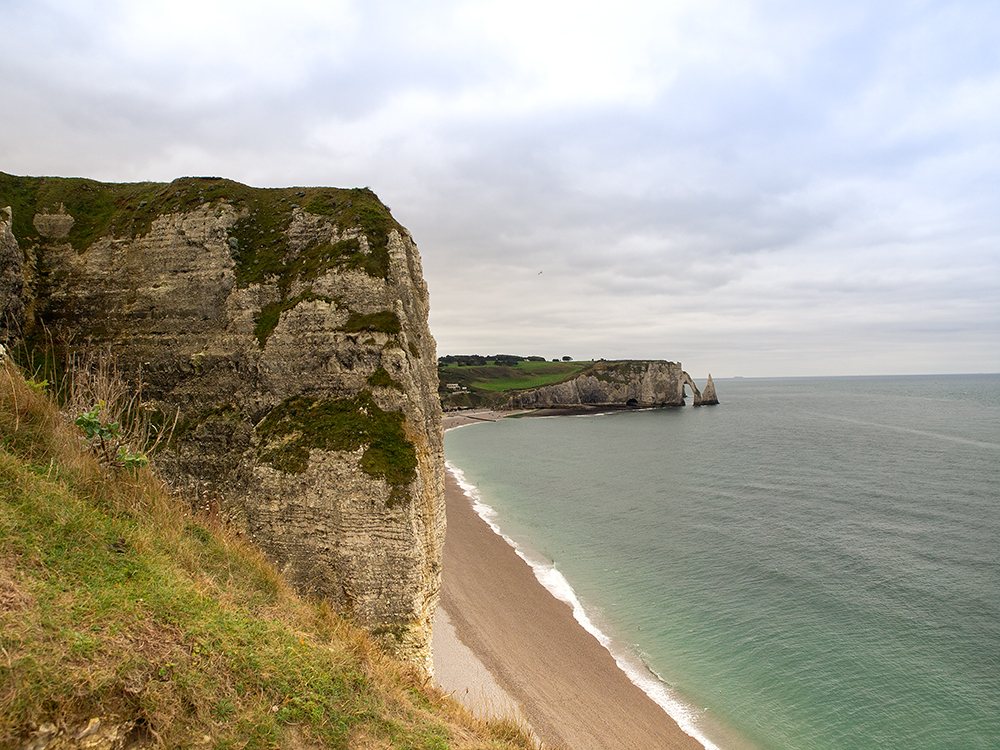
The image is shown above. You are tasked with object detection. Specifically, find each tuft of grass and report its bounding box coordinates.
[0,356,539,750]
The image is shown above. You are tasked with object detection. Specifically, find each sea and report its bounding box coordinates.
[443,374,1000,750]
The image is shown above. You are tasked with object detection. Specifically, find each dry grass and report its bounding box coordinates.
[0,354,541,750]
[61,348,178,470]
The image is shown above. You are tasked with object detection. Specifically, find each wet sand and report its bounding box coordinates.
[434,460,704,750]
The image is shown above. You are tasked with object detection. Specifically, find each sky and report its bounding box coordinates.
[1,0,998,377]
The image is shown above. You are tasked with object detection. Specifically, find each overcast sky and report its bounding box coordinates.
[2,0,998,377]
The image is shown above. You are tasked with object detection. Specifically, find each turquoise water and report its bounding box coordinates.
[444,375,1000,750]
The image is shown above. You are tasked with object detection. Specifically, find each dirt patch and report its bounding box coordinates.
[0,556,31,614]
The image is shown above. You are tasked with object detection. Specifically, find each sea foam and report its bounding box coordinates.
[446,461,722,750]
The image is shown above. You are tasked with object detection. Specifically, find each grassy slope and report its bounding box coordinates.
[0,360,534,750]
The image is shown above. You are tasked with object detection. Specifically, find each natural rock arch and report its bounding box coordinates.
[679,371,703,406]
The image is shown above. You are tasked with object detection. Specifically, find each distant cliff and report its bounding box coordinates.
[0,173,444,668]
[508,360,718,408]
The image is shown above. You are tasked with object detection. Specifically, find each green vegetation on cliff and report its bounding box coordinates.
[0,173,401,269]
[253,291,338,348]
[0,172,405,351]
[0,358,534,750]
[256,391,418,507]
[368,367,405,391]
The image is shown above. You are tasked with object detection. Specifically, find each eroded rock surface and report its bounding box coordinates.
[0,174,444,668]
[1,207,24,346]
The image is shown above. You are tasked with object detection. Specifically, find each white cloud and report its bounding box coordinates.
[1,0,998,376]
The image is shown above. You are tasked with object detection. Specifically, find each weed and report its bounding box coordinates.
[74,401,148,472]
[61,348,177,459]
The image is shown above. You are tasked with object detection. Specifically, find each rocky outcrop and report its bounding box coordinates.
[701,374,719,405]
[509,360,709,408]
[0,207,24,346]
[1,174,443,669]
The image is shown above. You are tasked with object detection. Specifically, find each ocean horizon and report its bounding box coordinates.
[444,374,1000,750]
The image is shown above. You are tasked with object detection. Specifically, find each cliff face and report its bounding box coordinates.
[0,174,444,668]
[508,360,710,408]
[0,207,24,346]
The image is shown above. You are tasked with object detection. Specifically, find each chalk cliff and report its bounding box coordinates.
[0,174,444,668]
[508,360,714,408]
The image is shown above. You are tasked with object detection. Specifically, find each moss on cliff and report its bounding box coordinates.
[224,185,399,284]
[171,403,243,444]
[343,310,402,335]
[300,188,396,280]
[368,367,405,391]
[252,291,340,348]
[256,392,417,506]
[0,174,256,252]
[587,360,646,384]
[252,297,401,349]
[0,172,127,252]
[284,237,362,288]
[0,173,406,353]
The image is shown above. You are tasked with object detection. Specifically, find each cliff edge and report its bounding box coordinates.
[0,173,443,668]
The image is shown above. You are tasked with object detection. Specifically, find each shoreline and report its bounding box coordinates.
[442,403,695,428]
[434,418,706,750]
[441,409,521,430]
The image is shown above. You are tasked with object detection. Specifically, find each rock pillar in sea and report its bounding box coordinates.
[700,374,719,405]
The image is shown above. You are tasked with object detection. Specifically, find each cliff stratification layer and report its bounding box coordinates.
[0,173,444,668]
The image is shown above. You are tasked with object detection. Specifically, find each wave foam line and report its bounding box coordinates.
[807,410,1000,450]
[446,461,723,750]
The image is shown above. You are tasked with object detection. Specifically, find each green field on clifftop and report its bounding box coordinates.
[438,356,590,409]
[439,360,587,392]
